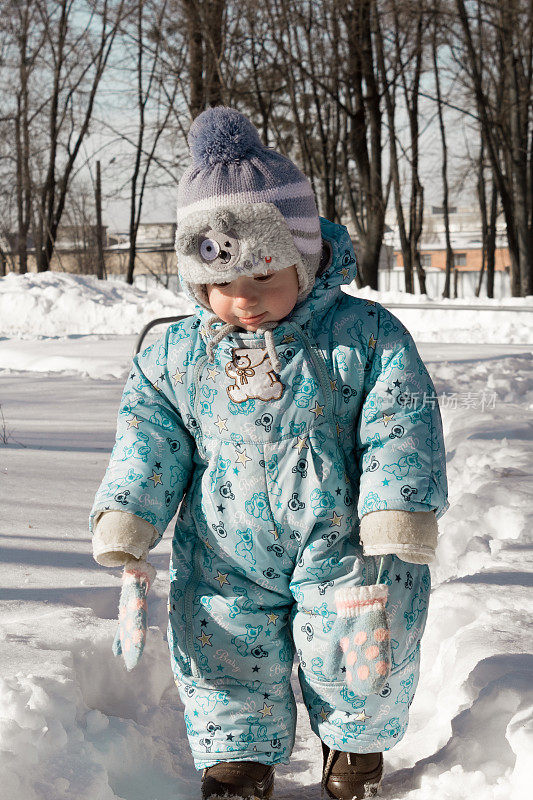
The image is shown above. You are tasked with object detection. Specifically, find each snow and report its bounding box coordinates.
[1,271,532,799]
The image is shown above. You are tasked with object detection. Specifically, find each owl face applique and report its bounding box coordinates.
[225,348,284,403]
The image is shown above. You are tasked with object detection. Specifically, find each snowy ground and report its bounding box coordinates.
[1,273,532,800]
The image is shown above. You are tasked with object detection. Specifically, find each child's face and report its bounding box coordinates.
[206,265,299,331]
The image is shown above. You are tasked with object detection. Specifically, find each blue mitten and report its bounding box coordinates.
[112,558,156,671]
[335,583,391,695]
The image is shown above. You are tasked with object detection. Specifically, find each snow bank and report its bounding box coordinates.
[0,606,197,800]
[0,271,193,339]
[1,270,531,344]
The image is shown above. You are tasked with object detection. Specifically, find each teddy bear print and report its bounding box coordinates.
[225,348,284,403]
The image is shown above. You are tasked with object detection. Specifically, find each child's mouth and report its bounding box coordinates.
[239,313,265,324]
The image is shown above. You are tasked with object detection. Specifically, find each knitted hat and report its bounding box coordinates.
[175,107,322,310]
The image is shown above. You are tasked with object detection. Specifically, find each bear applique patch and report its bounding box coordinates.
[225,348,284,403]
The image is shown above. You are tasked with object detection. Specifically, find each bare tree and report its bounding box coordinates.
[455,0,532,297]
[430,1,455,298]
[123,0,178,284]
[32,0,127,273]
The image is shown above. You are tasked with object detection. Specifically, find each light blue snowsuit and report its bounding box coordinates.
[90,218,448,769]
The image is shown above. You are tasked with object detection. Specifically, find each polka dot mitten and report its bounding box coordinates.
[335,581,391,695]
[112,558,156,671]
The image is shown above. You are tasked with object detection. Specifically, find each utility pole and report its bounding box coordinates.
[95,160,106,279]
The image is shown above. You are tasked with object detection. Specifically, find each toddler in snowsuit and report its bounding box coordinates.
[90,108,448,799]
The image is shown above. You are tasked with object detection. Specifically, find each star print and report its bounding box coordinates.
[267,612,279,625]
[393,379,402,388]
[148,470,162,486]
[197,631,212,647]
[252,665,260,673]
[294,435,309,453]
[172,368,185,384]
[269,528,280,540]
[226,733,234,741]
[154,461,161,469]
[159,372,165,382]
[217,504,225,513]
[386,387,394,395]
[396,574,401,582]
[126,415,141,429]
[206,367,219,382]
[129,371,136,380]
[341,666,346,673]
[382,478,390,486]
[336,423,344,436]
[263,693,270,699]
[214,416,228,433]
[319,707,329,721]
[236,449,252,467]
[310,401,325,418]
[258,702,273,718]
[233,467,239,475]
[200,618,208,627]
[382,413,395,426]
[217,665,224,671]
[339,267,350,278]
[281,334,296,344]
[355,711,370,722]
[368,334,376,349]
[335,487,342,495]
[367,310,376,317]
[215,571,230,587]
[329,511,343,527]
[330,379,338,391]
[140,481,148,489]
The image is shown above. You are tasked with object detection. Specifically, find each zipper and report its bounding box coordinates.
[288,323,336,428]
[292,322,379,587]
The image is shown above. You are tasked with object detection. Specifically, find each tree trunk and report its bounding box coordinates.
[476,141,487,298]
[431,15,453,299]
[455,0,531,297]
[95,160,106,280]
[486,180,497,299]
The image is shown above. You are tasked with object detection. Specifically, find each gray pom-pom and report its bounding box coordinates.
[210,209,236,232]
[175,229,198,255]
[188,107,263,167]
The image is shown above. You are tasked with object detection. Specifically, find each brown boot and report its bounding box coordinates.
[321,742,383,799]
[201,761,275,800]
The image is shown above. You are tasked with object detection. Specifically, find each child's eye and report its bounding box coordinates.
[254,274,273,282]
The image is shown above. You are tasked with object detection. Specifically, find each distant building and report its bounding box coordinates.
[385,206,510,272]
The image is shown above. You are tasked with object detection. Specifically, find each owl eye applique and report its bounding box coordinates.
[199,238,221,262]
[198,229,241,268]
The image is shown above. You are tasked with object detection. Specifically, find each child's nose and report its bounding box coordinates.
[234,282,258,306]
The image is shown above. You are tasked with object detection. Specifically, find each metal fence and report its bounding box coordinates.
[379,268,512,299]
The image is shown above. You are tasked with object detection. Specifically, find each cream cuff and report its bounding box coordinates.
[92,510,158,567]
[359,509,438,565]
